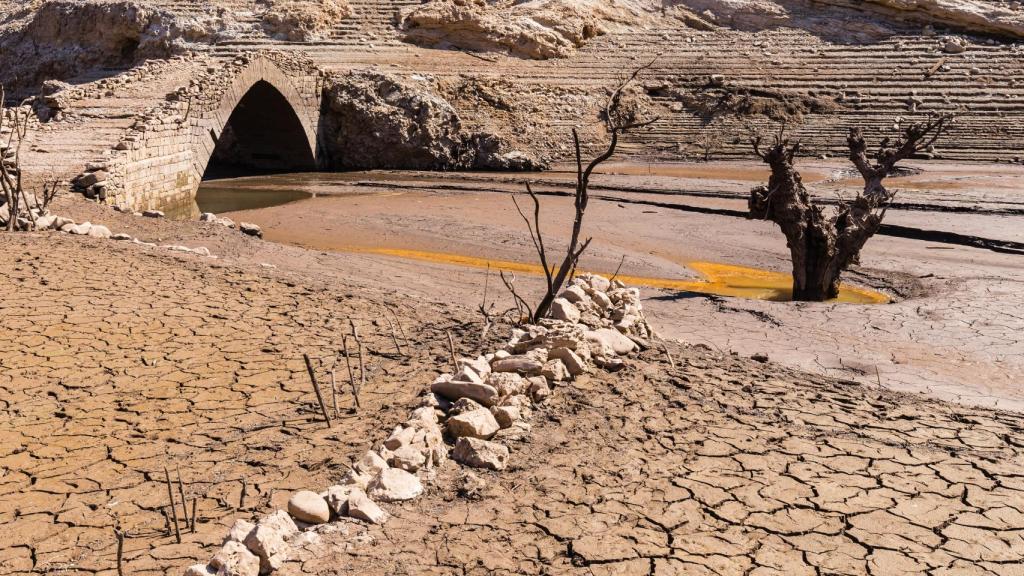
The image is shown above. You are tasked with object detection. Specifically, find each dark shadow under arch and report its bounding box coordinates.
[203,80,316,180]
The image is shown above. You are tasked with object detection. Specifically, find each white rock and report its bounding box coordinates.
[452,437,510,471]
[430,378,498,406]
[347,489,389,524]
[590,290,612,309]
[585,274,611,292]
[354,449,389,476]
[491,405,521,429]
[243,510,298,574]
[67,222,92,235]
[86,224,111,239]
[491,355,544,376]
[447,408,500,439]
[559,284,589,304]
[225,519,255,544]
[459,356,491,378]
[388,443,427,472]
[548,347,588,376]
[211,541,260,576]
[550,298,581,323]
[368,468,423,502]
[485,372,527,397]
[541,359,569,382]
[34,214,58,229]
[322,484,358,516]
[586,328,637,355]
[183,563,215,576]
[454,364,484,384]
[528,377,551,402]
[287,490,330,524]
[384,426,416,450]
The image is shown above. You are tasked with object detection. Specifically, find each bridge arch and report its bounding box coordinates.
[106,54,324,215]
[195,58,321,181]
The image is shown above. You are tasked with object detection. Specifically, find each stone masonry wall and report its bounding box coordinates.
[82,51,325,214]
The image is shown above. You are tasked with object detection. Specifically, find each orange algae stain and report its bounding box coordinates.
[350,247,890,304]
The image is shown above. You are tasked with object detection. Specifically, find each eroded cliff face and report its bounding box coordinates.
[855,0,1024,38]
[321,70,544,170]
[0,0,231,95]
[398,0,657,59]
[673,0,1023,40]
[257,0,352,41]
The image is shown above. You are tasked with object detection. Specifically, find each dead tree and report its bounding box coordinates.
[1,85,58,231]
[749,115,951,301]
[509,63,658,322]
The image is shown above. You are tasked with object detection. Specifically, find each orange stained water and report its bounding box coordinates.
[344,247,889,304]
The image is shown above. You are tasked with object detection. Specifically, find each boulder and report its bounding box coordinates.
[287,490,330,524]
[388,443,427,472]
[541,358,569,382]
[559,284,590,304]
[76,170,107,188]
[368,468,424,502]
[322,484,358,517]
[430,378,498,406]
[485,372,527,397]
[210,541,260,576]
[446,408,500,440]
[550,298,581,323]
[242,510,298,574]
[528,377,551,402]
[34,214,58,230]
[346,489,389,524]
[452,437,510,471]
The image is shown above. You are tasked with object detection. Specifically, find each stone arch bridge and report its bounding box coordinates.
[96,52,327,214]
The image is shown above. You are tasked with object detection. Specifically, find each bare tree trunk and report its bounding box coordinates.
[749,115,951,302]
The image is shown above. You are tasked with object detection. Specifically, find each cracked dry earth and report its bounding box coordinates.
[288,348,1024,576]
[0,233,467,575]
[2,233,1024,576]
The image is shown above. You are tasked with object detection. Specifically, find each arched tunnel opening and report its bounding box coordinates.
[203,80,316,180]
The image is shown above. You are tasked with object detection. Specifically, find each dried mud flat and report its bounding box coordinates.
[1,223,1023,576]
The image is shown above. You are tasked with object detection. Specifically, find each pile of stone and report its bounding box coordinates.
[184,272,651,576]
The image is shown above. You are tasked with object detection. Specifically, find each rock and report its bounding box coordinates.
[67,222,92,235]
[210,541,260,576]
[453,364,484,384]
[346,489,389,524]
[490,405,521,429]
[76,170,107,188]
[243,510,298,574]
[287,490,330,524]
[34,214,57,229]
[192,246,212,256]
[528,377,551,402]
[322,484,358,516]
[590,290,612,309]
[452,437,510,471]
[751,353,769,363]
[550,298,581,323]
[225,519,255,544]
[142,209,164,218]
[368,468,423,502]
[541,359,569,382]
[548,347,588,375]
[86,224,111,239]
[200,212,218,222]
[111,233,132,241]
[943,38,967,54]
[559,284,589,304]
[388,443,428,472]
[430,378,498,407]
[459,356,491,378]
[485,372,527,397]
[583,273,611,293]
[240,222,263,238]
[586,328,637,355]
[184,563,215,576]
[491,355,544,376]
[446,408,500,440]
[354,449,390,476]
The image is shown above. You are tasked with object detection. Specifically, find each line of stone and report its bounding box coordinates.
[181,271,654,576]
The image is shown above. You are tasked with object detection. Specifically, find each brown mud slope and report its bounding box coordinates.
[2,230,1023,575]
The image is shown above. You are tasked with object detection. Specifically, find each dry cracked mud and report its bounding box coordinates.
[2,230,1023,576]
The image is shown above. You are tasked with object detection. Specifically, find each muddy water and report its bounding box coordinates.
[197,171,889,304]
